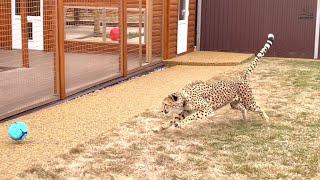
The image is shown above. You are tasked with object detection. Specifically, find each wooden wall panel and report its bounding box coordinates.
[0,0,12,50]
[187,0,196,53]
[168,0,178,58]
[152,0,164,56]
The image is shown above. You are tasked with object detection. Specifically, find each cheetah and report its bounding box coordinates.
[161,34,275,129]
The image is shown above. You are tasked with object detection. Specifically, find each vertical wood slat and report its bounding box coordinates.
[57,0,66,99]
[163,0,169,59]
[196,0,202,51]
[53,0,59,94]
[21,0,29,68]
[138,0,143,65]
[121,0,128,76]
[102,8,107,42]
[146,0,153,62]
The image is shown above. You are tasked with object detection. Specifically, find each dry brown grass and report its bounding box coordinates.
[15,59,320,179]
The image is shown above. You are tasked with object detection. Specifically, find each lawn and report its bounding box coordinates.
[16,58,320,179]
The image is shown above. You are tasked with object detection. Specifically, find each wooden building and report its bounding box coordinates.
[0,0,197,120]
[0,0,196,57]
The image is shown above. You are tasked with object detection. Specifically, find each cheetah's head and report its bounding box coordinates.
[162,92,186,117]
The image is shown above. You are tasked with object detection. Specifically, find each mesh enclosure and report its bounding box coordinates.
[126,0,164,71]
[126,1,146,70]
[64,3,121,94]
[0,0,58,119]
[0,0,165,119]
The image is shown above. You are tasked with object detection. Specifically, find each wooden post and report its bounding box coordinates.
[54,1,59,94]
[64,9,67,40]
[146,0,153,63]
[163,0,169,60]
[120,0,128,76]
[196,0,202,51]
[57,0,66,99]
[102,8,107,42]
[21,0,29,68]
[93,10,101,37]
[74,8,80,26]
[138,0,143,66]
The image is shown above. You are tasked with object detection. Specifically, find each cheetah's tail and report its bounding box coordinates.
[242,33,274,80]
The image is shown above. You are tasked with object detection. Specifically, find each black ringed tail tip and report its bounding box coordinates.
[268,33,275,42]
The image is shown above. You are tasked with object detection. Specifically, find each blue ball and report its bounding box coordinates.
[8,122,29,141]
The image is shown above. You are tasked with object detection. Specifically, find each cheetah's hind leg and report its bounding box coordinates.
[230,101,248,121]
[249,104,269,122]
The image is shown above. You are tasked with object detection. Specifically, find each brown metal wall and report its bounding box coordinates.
[200,0,317,58]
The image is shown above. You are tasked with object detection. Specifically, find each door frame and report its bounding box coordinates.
[196,0,202,51]
[177,0,190,54]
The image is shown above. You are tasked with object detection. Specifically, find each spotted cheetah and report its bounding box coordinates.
[161,34,274,129]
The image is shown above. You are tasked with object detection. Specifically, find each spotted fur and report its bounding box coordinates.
[161,34,274,128]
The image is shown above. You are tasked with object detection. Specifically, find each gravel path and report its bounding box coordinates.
[0,58,242,179]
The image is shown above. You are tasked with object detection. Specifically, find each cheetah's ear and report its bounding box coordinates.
[169,93,179,101]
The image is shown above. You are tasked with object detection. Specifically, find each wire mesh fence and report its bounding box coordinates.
[126,3,146,71]
[0,0,58,119]
[64,4,122,94]
[0,0,165,120]
[126,0,164,71]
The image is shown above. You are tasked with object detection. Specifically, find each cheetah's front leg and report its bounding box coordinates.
[175,107,215,128]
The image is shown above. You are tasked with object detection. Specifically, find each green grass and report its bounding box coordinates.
[186,119,320,178]
[19,59,320,179]
[280,61,320,90]
[170,59,320,178]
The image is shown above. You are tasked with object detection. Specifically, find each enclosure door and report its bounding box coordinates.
[177,0,189,54]
[11,0,44,50]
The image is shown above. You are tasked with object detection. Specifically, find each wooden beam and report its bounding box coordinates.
[93,10,101,37]
[21,0,29,68]
[196,0,202,51]
[102,8,107,42]
[64,9,67,40]
[146,0,153,63]
[74,8,80,25]
[163,0,169,60]
[53,0,59,95]
[138,0,143,66]
[120,0,128,76]
[57,0,66,99]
